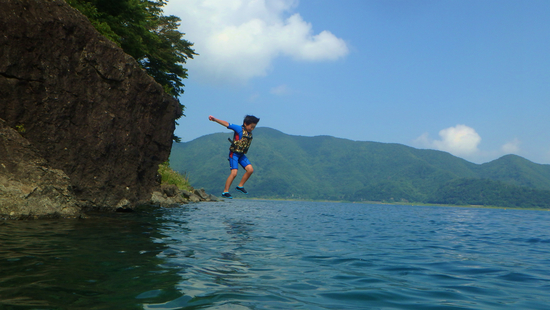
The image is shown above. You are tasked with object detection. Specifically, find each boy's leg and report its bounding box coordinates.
[237,154,253,188]
[238,164,254,188]
[224,169,238,193]
[224,152,240,193]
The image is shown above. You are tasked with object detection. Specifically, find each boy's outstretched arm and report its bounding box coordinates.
[209,115,229,127]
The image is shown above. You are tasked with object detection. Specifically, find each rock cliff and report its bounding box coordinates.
[0,119,80,218]
[0,0,182,217]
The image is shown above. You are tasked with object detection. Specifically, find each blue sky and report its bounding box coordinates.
[165,0,550,164]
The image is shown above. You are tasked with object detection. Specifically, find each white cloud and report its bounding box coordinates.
[164,0,349,84]
[501,138,521,154]
[270,84,290,95]
[248,92,260,102]
[414,132,431,148]
[414,125,481,157]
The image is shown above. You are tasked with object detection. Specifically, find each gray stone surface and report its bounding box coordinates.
[0,119,81,219]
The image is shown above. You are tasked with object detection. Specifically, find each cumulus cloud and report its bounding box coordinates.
[414,125,482,156]
[164,0,349,84]
[248,92,260,102]
[501,138,521,154]
[270,84,290,95]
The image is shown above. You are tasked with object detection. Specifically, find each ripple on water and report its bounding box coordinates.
[2,201,550,309]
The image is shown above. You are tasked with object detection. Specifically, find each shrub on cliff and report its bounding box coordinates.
[158,161,192,191]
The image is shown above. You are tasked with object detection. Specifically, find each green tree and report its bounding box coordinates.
[66,0,197,117]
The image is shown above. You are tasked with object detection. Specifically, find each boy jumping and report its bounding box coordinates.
[209,115,260,199]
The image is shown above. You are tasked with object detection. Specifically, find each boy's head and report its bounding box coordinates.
[243,115,260,132]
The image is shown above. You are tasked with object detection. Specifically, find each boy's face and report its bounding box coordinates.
[244,123,257,132]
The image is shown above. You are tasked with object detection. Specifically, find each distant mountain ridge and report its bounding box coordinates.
[170,127,550,208]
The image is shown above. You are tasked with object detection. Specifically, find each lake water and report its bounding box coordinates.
[1,200,549,309]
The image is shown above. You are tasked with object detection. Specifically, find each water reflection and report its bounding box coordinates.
[143,204,260,309]
[224,218,255,243]
[4,201,549,309]
[0,208,184,310]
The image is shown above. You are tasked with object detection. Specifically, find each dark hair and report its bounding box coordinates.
[243,115,260,125]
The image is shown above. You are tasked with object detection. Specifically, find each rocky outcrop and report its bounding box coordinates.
[0,0,181,215]
[0,119,81,219]
[149,184,219,208]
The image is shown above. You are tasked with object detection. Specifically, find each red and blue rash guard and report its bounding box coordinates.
[227,123,251,169]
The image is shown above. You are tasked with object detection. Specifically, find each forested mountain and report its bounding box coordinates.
[170,127,550,208]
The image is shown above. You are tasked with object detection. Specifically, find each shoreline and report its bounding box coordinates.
[226,197,550,211]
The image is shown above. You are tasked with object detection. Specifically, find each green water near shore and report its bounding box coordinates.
[0,208,183,309]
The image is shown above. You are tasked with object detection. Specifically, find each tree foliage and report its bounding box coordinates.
[67,0,197,100]
[430,178,550,209]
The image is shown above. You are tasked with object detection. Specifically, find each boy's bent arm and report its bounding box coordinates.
[208,115,229,127]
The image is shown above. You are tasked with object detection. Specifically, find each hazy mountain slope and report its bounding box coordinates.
[478,154,550,190]
[170,127,550,207]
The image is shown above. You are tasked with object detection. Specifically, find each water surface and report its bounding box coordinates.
[1,200,549,309]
